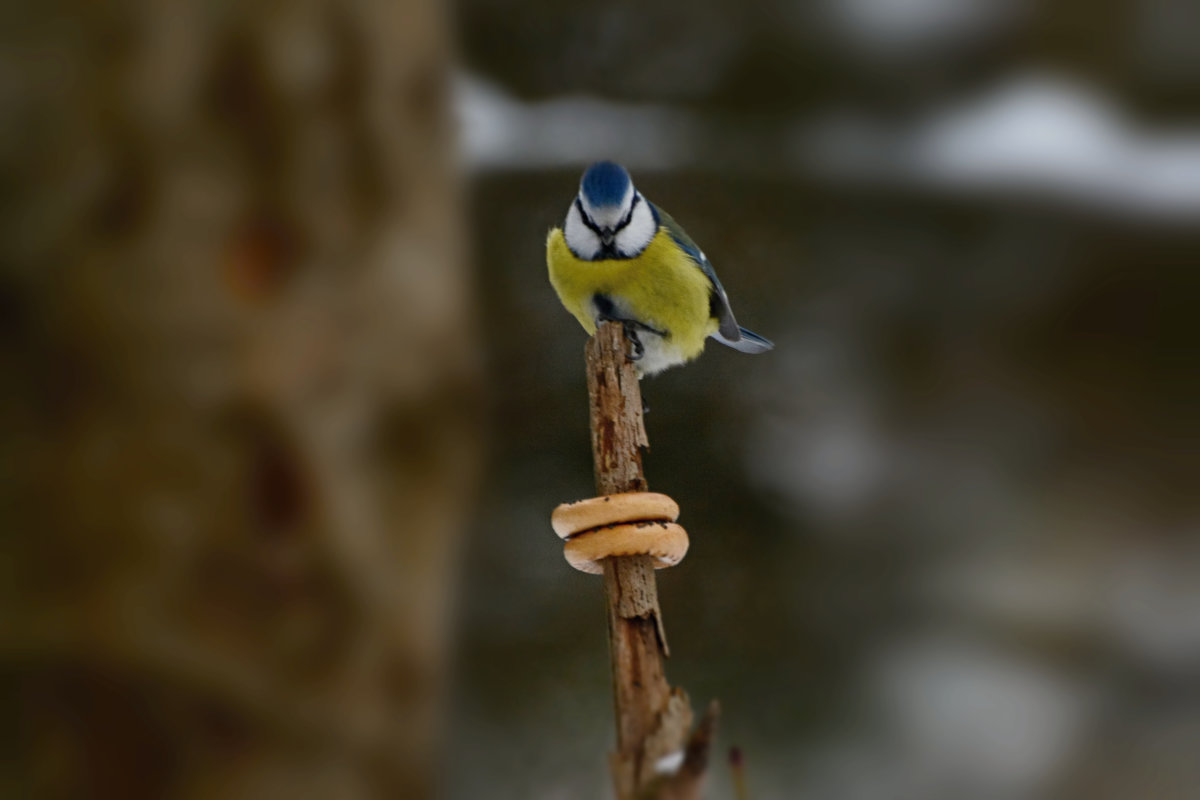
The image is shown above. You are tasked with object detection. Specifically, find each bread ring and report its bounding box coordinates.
[551,492,680,540]
[563,521,689,574]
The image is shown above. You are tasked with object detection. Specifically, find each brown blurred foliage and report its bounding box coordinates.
[1,1,481,798]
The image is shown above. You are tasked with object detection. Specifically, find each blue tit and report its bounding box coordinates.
[546,161,773,376]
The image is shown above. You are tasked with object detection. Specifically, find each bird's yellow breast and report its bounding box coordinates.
[546,227,717,363]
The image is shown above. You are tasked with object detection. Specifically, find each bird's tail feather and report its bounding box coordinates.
[714,326,774,354]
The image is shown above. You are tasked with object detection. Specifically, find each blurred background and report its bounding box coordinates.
[3,1,1198,799]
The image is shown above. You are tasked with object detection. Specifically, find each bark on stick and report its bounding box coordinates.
[585,322,715,800]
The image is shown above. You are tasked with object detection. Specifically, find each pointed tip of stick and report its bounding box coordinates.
[730,743,750,800]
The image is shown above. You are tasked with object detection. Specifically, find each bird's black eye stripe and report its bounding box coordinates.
[575,197,605,236]
[575,193,640,235]
[616,193,641,230]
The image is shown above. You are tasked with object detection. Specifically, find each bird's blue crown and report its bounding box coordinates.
[580,161,632,209]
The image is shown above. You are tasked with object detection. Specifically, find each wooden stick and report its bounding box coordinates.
[585,322,712,799]
[730,746,749,800]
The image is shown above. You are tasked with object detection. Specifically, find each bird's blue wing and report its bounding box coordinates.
[651,203,741,341]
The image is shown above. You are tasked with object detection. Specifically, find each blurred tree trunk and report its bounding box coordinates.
[1,1,479,798]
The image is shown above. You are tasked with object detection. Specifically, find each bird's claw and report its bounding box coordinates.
[623,324,645,361]
[596,312,658,363]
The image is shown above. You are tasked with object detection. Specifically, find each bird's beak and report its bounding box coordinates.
[601,231,615,245]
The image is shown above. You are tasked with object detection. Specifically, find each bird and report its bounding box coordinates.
[546,161,773,376]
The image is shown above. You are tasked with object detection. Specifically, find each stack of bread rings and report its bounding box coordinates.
[551,492,689,574]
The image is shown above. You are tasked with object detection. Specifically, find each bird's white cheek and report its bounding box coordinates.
[615,202,656,257]
[564,203,601,259]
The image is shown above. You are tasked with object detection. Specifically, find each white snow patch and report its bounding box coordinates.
[874,638,1092,796]
[907,74,1200,216]
[455,74,698,170]
[826,0,1018,51]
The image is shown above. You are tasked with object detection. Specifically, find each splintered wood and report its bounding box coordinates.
[585,322,716,800]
